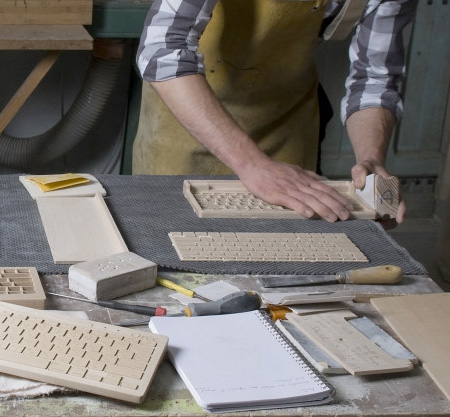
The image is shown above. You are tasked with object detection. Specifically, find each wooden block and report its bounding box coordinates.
[372,293,450,401]
[0,1,93,25]
[0,25,93,50]
[285,310,413,375]
[36,193,128,264]
[68,252,157,301]
[183,179,381,219]
[0,267,46,309]
[356,174,400,220]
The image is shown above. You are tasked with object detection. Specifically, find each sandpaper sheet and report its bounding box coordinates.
[0,174,427,275]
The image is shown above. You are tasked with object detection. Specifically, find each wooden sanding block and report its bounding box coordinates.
[68,252,157,301]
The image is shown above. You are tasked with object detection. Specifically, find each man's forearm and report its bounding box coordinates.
[346,106,406,224]
[346,107,396,185]
[150,74,354,221]
[150,74,270,177]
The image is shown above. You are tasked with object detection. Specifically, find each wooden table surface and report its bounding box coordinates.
[1,270,449,416]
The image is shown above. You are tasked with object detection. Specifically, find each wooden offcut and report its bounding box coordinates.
[372,293,450,401]
[285,310,413,376]
[0,25,93,50]
[0,0,93,25]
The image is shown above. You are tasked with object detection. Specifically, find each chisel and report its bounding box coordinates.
[47,292,167,316]
[257,265,402,288]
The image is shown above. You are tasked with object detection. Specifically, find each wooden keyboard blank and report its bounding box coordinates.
[0,301,168,403]
[169,232,368,262]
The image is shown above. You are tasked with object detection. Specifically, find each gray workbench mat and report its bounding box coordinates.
[0,174,427,276]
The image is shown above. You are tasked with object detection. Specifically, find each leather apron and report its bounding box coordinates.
[133,0,324,175]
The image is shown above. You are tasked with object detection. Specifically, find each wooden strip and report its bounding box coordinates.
[0,51,60,134]
[372,293,450,401]
[0,0,93,25]
[36,194,128,264]
[0,25,93,50]
[285,311,413,375]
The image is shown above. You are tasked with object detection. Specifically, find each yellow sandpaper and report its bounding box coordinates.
[26,173,90,192]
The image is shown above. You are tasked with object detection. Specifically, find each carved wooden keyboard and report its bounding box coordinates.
[0,267,46,309]
[183,180,378,219]
[169,232,368,262]
[0,301,168,403]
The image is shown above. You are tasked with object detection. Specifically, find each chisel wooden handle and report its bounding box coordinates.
[338,265,402,284]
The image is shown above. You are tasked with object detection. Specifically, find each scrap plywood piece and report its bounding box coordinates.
[168,232,368,262]
[0,0,93,25]
[0,267,46,309]
[285,311,413,375]
[0,25,93,50]
[372,293,450,401]
[183,179,381,219]
[36,193,128,264]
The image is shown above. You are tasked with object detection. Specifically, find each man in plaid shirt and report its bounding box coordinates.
[134,0,417,225]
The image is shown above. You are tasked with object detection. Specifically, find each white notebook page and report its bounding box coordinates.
[149,310,332,410]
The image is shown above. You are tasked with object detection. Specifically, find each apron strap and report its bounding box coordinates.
[323,0,369,41]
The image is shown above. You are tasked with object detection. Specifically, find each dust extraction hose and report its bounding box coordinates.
[0,40,127,170]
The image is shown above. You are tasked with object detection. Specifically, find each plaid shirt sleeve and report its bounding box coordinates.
[340,0,418,123]
[137,0,417,124]
[136,0,218,81]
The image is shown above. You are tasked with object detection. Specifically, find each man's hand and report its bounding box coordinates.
[238,157,353,222]
[152,75,355,221]
[346,107,406,226]
[351,161,406,226]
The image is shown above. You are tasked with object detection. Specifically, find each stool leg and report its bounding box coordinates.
[0,50,61,134]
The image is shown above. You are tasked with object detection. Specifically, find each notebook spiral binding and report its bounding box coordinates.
[256,309,336,400]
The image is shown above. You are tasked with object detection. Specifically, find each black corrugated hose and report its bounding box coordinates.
[0,39,127,170]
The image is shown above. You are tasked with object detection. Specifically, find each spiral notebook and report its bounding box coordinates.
[149,310,334,412]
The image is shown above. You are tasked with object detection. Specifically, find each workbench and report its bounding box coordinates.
[0,270,448,416]
[1,173,449,415]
